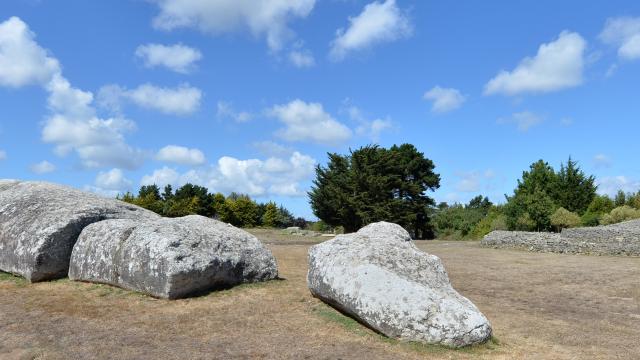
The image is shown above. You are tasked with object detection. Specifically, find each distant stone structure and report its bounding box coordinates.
[482,219,640,256]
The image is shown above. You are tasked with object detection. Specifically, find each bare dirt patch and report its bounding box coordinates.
[1,236,638,359]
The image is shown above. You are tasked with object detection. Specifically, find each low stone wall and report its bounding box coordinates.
[481,220,640,256]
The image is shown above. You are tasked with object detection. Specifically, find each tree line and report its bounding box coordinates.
[309,144,640,239]
[119,183,307,229]
[432,158,640,239]
[120,145,639,239]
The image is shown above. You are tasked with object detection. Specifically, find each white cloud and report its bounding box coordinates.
[141,151,316,197]
[423,86,466,113]
[289,49,315,67]
[0,17,145,170]
[269,99,352,145]
[95,168,132,190]
[329,0,412,61]
[347,105,392,142]
[453,170,498,194]
[141,166,181,188]
[216,101,252,122]
[0,150,6,160]
[498,111,543,132]
[156,145,206,166]
[150,0,316,52]
[98,83,201,116]
[0,16,60,87]
[593,154,612,168]
[135,43,202,73]
[600,17,640,60]
[484,31,586,96]
[41,111,145,169]
[30,160,55,174]
[85,169,133,197]
[596,176,640,197]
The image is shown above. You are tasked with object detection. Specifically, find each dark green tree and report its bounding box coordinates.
[174,183,214,217]
[615,190,627,207]
[162,184,173,201]
[554,157,596,214]
[139,185,161,200]
[309,144,440,238]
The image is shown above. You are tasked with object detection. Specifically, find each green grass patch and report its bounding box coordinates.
[0,271,27,286]
[312,302,500,355]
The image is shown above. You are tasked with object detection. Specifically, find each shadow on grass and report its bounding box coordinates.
[65,276,288,300]
[311,302,500,355]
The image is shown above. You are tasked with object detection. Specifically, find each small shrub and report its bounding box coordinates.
[580,211,601,227]
[600,206,640,225]
[550,207,581,231]
[516,213,535,231]
[491,215,508,231]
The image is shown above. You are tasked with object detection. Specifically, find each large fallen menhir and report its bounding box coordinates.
[69,215,278,299]
[0,180,278,299]
[307,222,492,347]
[0,180,159,281]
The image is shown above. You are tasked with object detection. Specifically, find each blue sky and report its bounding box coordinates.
[1,0,639,219]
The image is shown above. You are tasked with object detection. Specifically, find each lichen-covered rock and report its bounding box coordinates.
[307,222,492,347]
[0,180,158,282]
[69,215,278,299]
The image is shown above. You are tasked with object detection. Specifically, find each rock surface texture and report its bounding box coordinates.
[307,222,492,347]
[0,180,158,282]
[482,220,640,256]
[69,215,278,299]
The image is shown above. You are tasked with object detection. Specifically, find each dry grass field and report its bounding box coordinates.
[1,230,639,359]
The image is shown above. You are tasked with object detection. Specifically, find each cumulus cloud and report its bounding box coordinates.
[216,101,252,122]
[288,49,315,67]
[84,169,133,197]
[600,17,640,60]
[156,145,206,166]
[0,17,145,170]
[484,31,586,96]
[593,154,612,168]
[498,111,543,132]
[135,43,202,73]
[141,151,316,197]
[329,0,412,61]
[95,168,132,190]
[0,16,60,87]
[30,160,55,174]
[347,105,392,142]
[269,99,352,145]
[423,86,466,113]
[596,176,640,197]
[98,83,201,116]
[150,0,316,52]
[141,166,181,188]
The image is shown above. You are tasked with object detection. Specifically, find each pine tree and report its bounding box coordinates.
[262,202,279,227]
[309,144,440,238]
